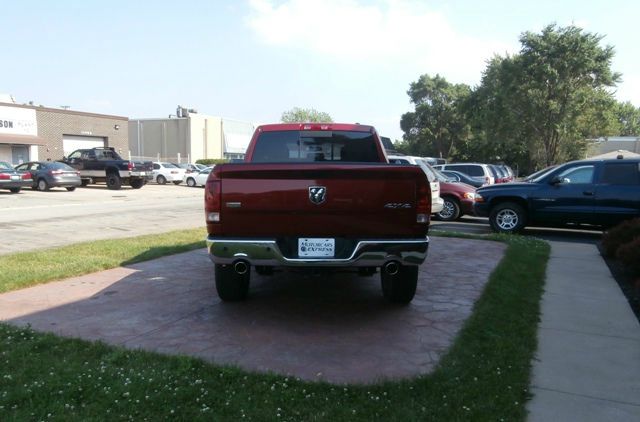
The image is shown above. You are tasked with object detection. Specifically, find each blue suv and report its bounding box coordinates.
[474,158,640,233]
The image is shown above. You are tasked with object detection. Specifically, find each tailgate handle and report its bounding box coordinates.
[582,191,594,196]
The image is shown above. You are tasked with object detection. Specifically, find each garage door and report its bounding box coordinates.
[63,135,105,156]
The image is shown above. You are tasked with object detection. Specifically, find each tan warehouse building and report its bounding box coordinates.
[0,102,128,165]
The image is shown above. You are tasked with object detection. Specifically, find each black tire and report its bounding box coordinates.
[186,177,196,187]
[215,264,250,301]
[9,187,20,193]
[37,178,50,191]
[435,197,461,221]
[358,267,377,277]
[66,187,76,192]
[255,266,274,276]
[106,173,122,190]
[156,175,167,185]
[489,202,527,234]
[130,179,144,189]
[81,179,90,187]
[381,265,418,304]
[172,180,182,185]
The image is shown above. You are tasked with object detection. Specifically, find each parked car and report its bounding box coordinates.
[0,161,32,193]
[174,163,207,174]
[183,166,212,187]
[497,164,515,181]
[14,161,82,191]
[431,168,477,221]
[387,155,445,214]
[152,162,186,185]
[434,163,495,186]
[474,158,640,233]
[440,170,484,188]
[488,164,511,183]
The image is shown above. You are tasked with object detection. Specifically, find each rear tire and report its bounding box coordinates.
[156,175,167,185]
[37,178,50,192]
[255,266,274,276]
[215,264,250,301]
[381,265,418,304]
[81,179,90,187]
[489,202,527,234]
[66,187,76,192]
[9,187,20,193]
[130,179,144,189]
[106,173,122,190]
[186,177,196,187]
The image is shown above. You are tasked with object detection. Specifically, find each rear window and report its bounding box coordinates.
[601,162,640,185]
[251,130,380,163]
[447,164,484,177]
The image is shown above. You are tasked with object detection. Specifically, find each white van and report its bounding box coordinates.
[387,155,444,214]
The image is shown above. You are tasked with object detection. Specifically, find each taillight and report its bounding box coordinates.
[21,173,32,180]
[415,179,431,223]
[205,179,221,222]
[128,162,134,171]
[0,173,9,180]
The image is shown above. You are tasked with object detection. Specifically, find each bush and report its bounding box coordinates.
[196,158,229,166]
[601,218,640,258]
[616,237,640,277]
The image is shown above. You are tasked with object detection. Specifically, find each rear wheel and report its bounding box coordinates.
[255,266,274,276]
[435,197,461,221]
[130,179,144,189]
[9,187,20,193]
[81,179,90,187]
[106,173,122,190]
[66,187,76,192]
[381,265,418,304]
[186,177,196,187]
[156,175,167,185]
[37,178,50,191]
[489,202,526,234]
[215,264,250,301]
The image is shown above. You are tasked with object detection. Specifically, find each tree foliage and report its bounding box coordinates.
[614,101,640,136]
[401,24,626,174]
[399,74,471,159]
[281,107,333,123]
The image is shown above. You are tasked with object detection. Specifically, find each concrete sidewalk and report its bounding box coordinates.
[527,241,640,421]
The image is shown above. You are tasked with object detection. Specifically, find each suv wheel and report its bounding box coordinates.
[106,173,122,190]
[489,202,526,234]
[130,179,144,189]
[435,197,461,221]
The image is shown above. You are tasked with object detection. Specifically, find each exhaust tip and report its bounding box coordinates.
[384,261,400,276]
[233,260,249,275]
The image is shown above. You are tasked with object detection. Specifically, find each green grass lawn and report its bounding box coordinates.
[0,232,549,421]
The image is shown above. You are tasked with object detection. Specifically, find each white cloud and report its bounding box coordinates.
[246,0,515,85]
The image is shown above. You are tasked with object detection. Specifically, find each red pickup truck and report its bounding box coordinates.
[204,123,431,303]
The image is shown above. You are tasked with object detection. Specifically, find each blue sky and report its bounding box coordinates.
[2,0,638,141]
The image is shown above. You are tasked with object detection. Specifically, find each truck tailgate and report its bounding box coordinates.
[211,163,428,238]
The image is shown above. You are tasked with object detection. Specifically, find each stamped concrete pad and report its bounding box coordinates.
[0,237,506,384]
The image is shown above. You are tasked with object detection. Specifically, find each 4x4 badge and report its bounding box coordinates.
[309,186,326,205]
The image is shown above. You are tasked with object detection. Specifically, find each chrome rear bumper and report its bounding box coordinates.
[206,237,429,267]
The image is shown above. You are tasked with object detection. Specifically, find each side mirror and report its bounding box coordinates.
[550,176,569,185]
[62,156,67,161]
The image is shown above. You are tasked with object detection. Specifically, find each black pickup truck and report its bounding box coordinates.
[474,158,640,233]
[61,147,153,190]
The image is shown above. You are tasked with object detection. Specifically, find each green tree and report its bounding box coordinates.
[399,74,471,159]
[281,107,333,123]
[470,24,621,172]
[614,101,640,136]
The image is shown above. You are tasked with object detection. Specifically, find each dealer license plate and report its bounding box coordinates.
[298,238,335,258]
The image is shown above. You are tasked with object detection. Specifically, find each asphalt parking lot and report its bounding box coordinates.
[0,183,206,255]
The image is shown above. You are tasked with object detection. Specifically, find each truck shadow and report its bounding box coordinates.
[1,238,506,384]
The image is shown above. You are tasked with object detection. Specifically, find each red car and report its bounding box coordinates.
[432,168,476,221]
